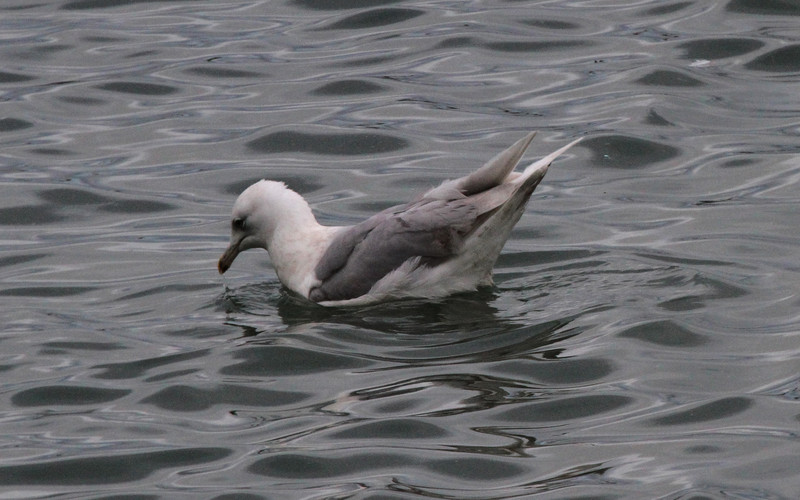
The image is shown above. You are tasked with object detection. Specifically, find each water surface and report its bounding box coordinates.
[1,0,799,498]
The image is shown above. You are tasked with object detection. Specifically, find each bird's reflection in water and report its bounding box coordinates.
[221,280,509,335]
[219,280,584,368]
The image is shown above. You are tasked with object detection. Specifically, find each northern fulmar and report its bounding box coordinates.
[219,132,580,306]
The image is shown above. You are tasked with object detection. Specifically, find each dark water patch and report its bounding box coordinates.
[0,3,45,11]
[0,71,35,83]
[484,40,589,52]
[435,37,587,52]
[144,368,201,382]
[184,66,263,79]
[0,253,48,268]
[643,1,693,16]
[57,95,106,105]
[250,452,406,479]
[493,358,614,385]
[658,295,703,311]
[127,49,160,59]
[635,251,733,268]
[695,197,736,207]
[92,496,159,500]
[436,36,480,49]
[720,157,757,168]
[81,34,127,43]
[311,79,386,95]
[535,496,616,500]
[11,385,130,407]
[685,444,724,454]
[42,341,126,352]
[497,395,632,422]
[39,188,112,205]
[335,54,398,67]
[221,346,371,377]
[30,147,73,156]
[63,0,196,9]
[246,131,408,155]
[745,45,800,72]
[293,0,405,11]
[499,249,605,268]
[21,44,73,58]
[429,457,526,480]
[38,187,175,213]
[325,8,424,30]
[329,418,447,440]
[618,320,707,347]
[636,69,704,87]
[727,0,800,15]
[677,38,764,60]
[645,108,673,126]
[92,350,211,379]
[0,286,96,297]
[0,118,33,132]
[95,81,179,96]
[649,397,753,426]
[140,383,309,411]
[250,452,524,480]
[32,188,175,218]
[211,495,265,500]
[212,495,266,500]
[583,135,680,168]
[163,325,238,339]
[521,19,580,30]
[0,448,231,485]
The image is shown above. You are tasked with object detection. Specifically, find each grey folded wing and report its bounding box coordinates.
[309,197,489,303]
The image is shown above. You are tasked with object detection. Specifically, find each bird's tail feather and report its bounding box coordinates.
[519,137,582,187]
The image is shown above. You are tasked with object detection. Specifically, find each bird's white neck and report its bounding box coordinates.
[257,187,339,297]
[269,223,340,297]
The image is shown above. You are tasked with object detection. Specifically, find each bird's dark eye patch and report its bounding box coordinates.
[232,217,246,230]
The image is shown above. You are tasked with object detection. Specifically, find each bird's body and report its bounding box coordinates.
[219,132,580,306]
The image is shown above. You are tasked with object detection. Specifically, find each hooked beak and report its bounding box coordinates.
[218,239,241,274]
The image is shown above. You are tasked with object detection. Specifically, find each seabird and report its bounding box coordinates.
[219,132,580,306]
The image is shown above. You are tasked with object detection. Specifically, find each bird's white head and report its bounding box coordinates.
[218,180,315,274]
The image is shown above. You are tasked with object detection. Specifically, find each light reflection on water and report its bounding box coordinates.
[1,0,799,498]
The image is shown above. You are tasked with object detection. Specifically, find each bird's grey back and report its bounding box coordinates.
[308,131,554,303]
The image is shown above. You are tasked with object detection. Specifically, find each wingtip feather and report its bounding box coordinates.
[521,136,582,178]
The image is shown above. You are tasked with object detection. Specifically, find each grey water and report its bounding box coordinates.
[1,0,799,498]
